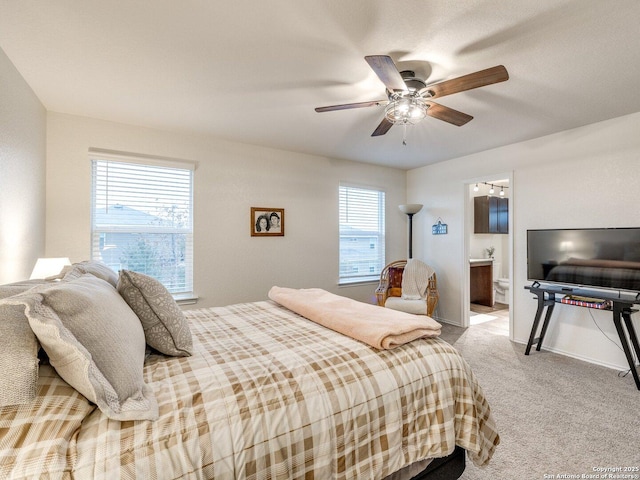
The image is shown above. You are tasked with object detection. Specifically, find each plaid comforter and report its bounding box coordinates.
[0,300,499,479]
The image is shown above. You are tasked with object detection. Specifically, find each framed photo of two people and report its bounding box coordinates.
[251,207,284,237]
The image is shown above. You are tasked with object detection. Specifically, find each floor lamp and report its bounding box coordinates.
[399,204,423,259]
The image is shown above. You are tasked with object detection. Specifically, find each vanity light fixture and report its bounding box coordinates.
[474,182,509,195]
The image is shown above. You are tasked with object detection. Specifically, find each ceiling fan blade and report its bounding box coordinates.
[371,117,393,136]
[364,55,408,93]
[425,101,473,126]
[422,65,509,99]
[315,100,387,112]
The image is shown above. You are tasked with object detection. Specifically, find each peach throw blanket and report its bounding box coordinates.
[268,286,441,349]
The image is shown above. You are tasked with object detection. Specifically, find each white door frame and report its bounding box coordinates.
[462,172,514,339]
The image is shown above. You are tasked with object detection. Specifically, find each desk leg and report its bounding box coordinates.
[525,295,544,355]
[613,304,640,390]
[536,301,555,352]
[622,311,640,360]
[526,292,555,355]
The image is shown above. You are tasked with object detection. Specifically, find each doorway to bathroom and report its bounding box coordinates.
[465,176,512,337]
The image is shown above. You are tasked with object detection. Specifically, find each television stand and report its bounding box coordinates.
[524,284,640,390]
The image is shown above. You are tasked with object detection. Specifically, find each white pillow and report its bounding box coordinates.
[5,274,158,421]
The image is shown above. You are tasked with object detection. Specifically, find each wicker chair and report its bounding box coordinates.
[375,260,439,317]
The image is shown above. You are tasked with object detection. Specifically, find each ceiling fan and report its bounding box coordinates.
[315,55,509,138]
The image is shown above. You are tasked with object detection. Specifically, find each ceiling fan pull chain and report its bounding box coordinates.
[403,123,408,146]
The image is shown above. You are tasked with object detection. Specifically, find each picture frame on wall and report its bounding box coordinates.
[251,207,285,237]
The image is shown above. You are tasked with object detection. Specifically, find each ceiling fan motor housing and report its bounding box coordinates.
[399,70,427,93]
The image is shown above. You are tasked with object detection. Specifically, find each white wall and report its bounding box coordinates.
[0,48,46,283]
[408,111,640,370]
[46,113,408,307]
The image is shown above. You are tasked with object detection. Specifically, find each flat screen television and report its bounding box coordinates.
[527,227,640,294]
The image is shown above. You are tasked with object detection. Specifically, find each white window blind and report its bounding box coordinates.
[90,155,194,296]
[339,184,385,284]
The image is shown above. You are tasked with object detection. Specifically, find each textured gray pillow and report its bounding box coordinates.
[62,260,118,287]
[0,303,39,406]
[5,274,158,421]
[0,280,50,407]
[117,270,193,357]
[0,280,49,300]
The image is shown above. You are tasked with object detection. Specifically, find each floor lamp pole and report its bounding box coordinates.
[398,204,423,260]
[407,213,414,259]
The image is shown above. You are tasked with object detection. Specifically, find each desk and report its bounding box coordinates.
[524,284,640,390]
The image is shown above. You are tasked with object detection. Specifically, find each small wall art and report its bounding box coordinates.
[251,207,285,237]
[432,218,448,235]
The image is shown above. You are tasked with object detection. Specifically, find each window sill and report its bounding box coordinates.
[174,293,199,306]
[338,278,379,287]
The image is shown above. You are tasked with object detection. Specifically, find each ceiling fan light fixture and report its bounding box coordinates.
[315,57,509,138]
[384,97,428,125]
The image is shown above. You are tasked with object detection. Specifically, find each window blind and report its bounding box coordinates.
[339,184,386,283]
[90,157,194,295]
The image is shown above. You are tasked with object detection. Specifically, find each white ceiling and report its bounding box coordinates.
[2,0,640,170]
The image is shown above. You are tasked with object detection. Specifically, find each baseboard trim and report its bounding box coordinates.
[512,338,632,372]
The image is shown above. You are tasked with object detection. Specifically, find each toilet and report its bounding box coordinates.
[494,278,510,305]
[492,261,510,305]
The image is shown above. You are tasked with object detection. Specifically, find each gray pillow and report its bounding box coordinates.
[0,302,39,406]
[117,270,193,357]
[0,280,50,407]
[5,274,158,421]
[0,279,49,300]
[62,260,118,287]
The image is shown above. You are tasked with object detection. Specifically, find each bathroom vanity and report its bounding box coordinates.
[470,259,494,307]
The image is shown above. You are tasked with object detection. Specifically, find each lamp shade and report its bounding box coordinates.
[30,257,72,279]
[398,204,423,215]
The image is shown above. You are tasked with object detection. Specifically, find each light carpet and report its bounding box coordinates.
[438,317,640,479]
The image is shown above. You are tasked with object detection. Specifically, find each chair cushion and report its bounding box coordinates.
[384,297,428,316]
[387,266,404,289]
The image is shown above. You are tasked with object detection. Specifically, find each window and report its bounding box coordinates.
[90,152,194,297]
[339,184,385,284]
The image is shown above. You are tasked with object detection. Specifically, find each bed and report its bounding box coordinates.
[0,263,499,479]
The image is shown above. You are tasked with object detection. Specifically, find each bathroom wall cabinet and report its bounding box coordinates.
[474,196,508,234]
